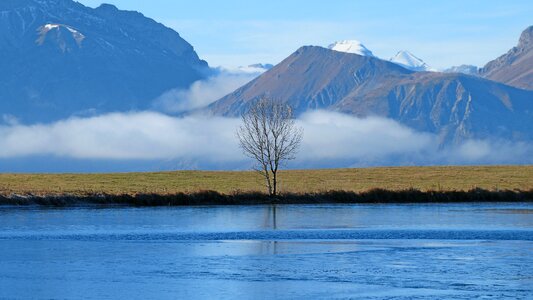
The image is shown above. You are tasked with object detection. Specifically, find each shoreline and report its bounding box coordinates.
[1,188,532,207]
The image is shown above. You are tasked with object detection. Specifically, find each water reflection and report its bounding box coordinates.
[259,205,278,254]
[264,204,278,230]
[2,203,532,235]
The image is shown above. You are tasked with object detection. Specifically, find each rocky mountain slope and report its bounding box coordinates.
[210,46,533,144]
[480,26,532,90]
[0,0,208,123]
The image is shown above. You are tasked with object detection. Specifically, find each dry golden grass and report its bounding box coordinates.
[0,166,531,196]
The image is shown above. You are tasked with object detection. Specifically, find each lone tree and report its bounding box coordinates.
[237,98,303,197]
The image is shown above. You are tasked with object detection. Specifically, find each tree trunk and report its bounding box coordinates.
[264,168,273,196]
[272,170,277,197]
[266,179,273,196]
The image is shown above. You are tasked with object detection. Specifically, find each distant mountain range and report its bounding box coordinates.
[210,28,533,144]
[443,65,479,76]
[326,26,533,84]
[389,51,436,72]
[328,42,436,72]
[0,0,208,123]
[1,0,531,148]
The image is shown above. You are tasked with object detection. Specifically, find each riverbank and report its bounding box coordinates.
[1,188,532,207]
[1,166,532,206]
[1,166,532,196]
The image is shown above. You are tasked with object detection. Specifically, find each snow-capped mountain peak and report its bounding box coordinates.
[37,23,86,50]
[328,40,374,57]
[389,51,435,72]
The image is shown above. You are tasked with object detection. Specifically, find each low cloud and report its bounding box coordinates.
[450,139,533,164]
[0,110,531,170]
[297,111,435,161]
[2,114,19,126]
[296,111,533,167]
[0,112,241,161]
[152,67,262,113]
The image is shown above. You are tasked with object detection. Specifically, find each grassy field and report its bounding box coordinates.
[0,166,531,196]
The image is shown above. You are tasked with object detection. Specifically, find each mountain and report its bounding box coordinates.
[389,51,435,72]
[328,40,374,56]
[210,46,533,144]
[0,0,208,123]
[211,46,411,115]
[444,65,479,76]
[479,25,533,90]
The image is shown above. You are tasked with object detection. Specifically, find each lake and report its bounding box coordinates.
[1,203,532,299]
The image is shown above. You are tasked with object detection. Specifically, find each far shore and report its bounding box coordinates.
[0,166,532,207]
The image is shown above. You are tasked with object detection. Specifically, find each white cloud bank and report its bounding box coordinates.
[0,112,241,161]
[0,111,531,169]
[152,68,262,113]
[297,112,434,161]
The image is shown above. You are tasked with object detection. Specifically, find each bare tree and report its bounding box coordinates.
[237,98,303,197]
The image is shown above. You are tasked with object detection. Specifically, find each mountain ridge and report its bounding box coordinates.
[0,0,209,123]
[480,25,533,90]
[210,45,533,144]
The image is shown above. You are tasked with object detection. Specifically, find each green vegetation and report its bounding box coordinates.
[0,165,531,196]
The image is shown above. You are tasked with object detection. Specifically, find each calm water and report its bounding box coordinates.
[1,203,532,299]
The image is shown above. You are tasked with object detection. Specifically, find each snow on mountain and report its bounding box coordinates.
[389,51,435,72]
[328,40,374,57]
[327,43,434,72]
[43,24,60,30]
[444,65,479,76]
[211,46,533,145]
[37,23,86,49]
[0,0,209,123]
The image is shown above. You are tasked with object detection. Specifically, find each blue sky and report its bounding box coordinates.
[80,0,532,69]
